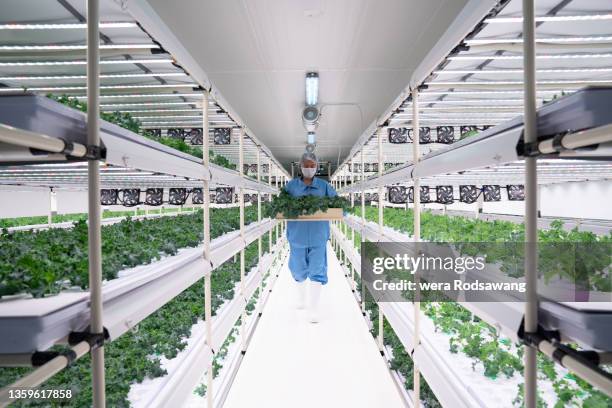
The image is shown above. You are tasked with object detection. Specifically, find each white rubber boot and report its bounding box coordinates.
[293,279,306,309]
[308,280,323,323]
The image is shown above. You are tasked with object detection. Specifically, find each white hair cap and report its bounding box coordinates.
[300,152,318,167]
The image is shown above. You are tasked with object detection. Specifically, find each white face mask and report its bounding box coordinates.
[301,167,316,179]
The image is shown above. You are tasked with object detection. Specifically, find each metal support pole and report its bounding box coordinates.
[48,189,53,226]
[201,90,213,408]
[268,158,273,250]
[523,0,538,406]
[360,148,366,314]
[257,148,263,316]
[275,170,279,244]
[349,157,356,290]
[377,127,385,351]
[412,87,421,407]
[239,128,246,352]
[86,1,105,405]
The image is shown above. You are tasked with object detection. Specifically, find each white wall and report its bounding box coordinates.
[539,180,612,220]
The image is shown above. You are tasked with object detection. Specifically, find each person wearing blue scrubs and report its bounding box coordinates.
[285,152,337,323]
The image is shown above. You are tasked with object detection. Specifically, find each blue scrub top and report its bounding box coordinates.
[284,177,337,248]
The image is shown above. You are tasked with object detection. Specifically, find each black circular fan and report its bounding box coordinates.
[506,185,525,201]
[483,185,502,202]
[100,189,118,206]
[262,164,269,174]
[408,186,430,203]
[119,189,141,207]
[408,127,432,144]
[169,188,188,205]
[191,188,204,205]
[209,193,216,202]
[436,126,455,144]
[213,128,231,145]
[388,127,409,144]
[187,128,203,145]
[459,185,481,204]
[436,185,454,204]
[215,187,233,204]
[388,186,408,204]
[167,128,185,140]
[145,188,164,206]
[149,129,162,138]
[365,163,379,173]
[353,193,362,203]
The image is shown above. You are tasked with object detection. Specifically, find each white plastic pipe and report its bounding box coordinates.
[86,1,105,405]
[202,89,213,408]
[412,87,421,407]
[523,1,538,407]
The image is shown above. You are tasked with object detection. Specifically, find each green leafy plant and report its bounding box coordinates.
[265,189,350,219]
[46,94,237,170]
[346,205,612,407]
[0,206,278,406]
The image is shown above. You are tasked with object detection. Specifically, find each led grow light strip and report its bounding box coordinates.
[485,13,612,23]
[0,22,139,30]
[433,67,612,75]
[466,36,612,44]
[111,109,207,113]
[0,44,159,51]
[426,79,612,86]
[0,84,197,92]
[0,58,174,67]
[419,90,567,96]
[449,53,612,60]
[100,101,201,108]
[90,93,202,99]
[0,72,188,81]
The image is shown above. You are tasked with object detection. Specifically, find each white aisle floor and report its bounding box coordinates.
[223,242,405,408]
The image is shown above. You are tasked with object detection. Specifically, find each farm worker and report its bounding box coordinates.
[284,152,337,323]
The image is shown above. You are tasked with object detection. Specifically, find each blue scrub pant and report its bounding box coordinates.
[288,244,328,285]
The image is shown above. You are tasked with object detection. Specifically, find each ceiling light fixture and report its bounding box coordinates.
[305,72,319,106]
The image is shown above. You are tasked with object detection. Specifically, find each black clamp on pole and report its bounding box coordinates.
[68,327,110,351]
[517,318,560,349]
[31,350,77,367]
[85,144,106,161]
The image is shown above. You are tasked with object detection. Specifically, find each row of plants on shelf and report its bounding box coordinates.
[265,189,350,219]
[46,95,236,170]
[0,206,262,298]
[351,206,611,292]
[0,213,279,407]
[342,207,612,407]
[0,208,195,229]
[332,240,441,408]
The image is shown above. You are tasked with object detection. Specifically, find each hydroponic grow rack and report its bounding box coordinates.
[0,0,290,407]
[330,0,612,406]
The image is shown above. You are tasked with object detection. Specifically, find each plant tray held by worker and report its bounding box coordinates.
[275,207,344,221]
[266,190,349,220]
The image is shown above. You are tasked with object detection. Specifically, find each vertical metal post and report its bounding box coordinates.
[377,127,385,352]
[86,1,105,405]
[412,87,421,407]
[268,158,273,250]
[274,167,279,243]
[523,0,538,406]
[360,148,366,314]
[201,90,213,408]
[257,148,262,316]
[48,189,53,226]
[349,157,356,290]
[239,128,246,352]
